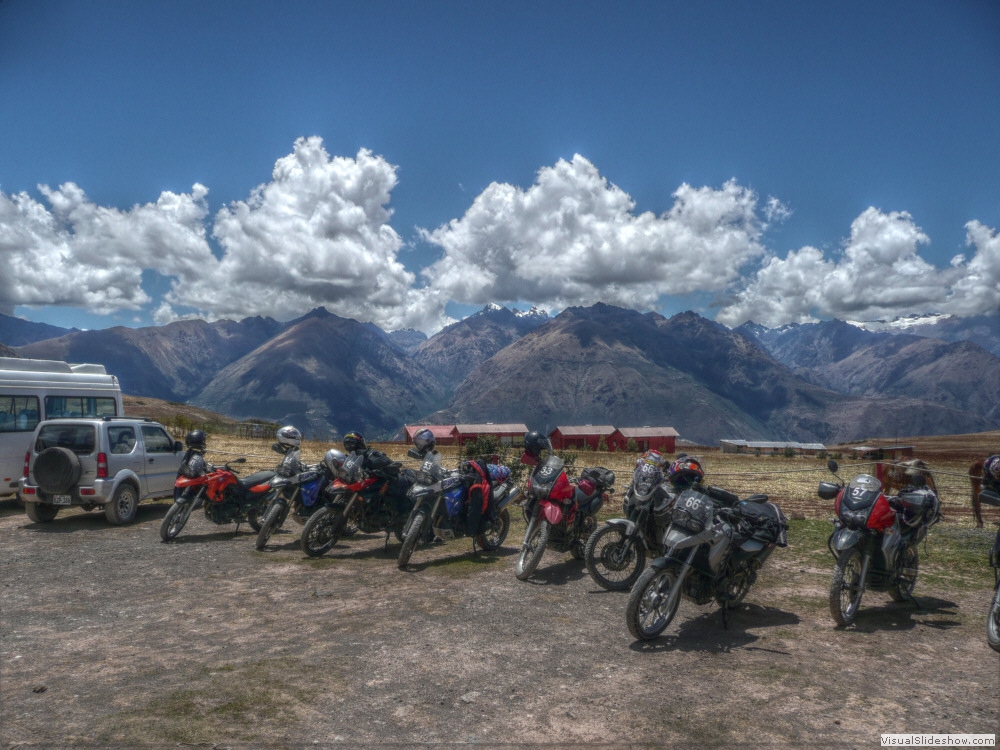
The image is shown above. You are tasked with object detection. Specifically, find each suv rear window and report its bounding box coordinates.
[36,424,97,455]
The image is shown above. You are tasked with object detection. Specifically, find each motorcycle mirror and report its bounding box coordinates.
[232,457,247,464]
[407,447,424,460]
[827,459,839,474]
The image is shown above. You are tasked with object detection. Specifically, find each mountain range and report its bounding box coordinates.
[3,305,998,444]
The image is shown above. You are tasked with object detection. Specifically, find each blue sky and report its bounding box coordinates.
[1,0,999,334]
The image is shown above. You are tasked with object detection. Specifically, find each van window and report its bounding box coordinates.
[44,396,118,419]
[0,396,41,433]
[35,424,96,455]
[141,426,174,454]
[108,426,136,454]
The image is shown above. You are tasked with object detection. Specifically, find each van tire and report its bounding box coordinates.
[105,484,139,525]
[34,448,82,495]
[26,502,59,523]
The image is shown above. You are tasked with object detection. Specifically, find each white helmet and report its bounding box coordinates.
[275,425,302,453]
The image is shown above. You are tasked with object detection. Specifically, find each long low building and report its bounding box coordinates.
[720,439,826,455]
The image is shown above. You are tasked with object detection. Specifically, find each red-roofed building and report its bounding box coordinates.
[402,424,457,446]
[608,427,680,453]
[453,423,529,447]
[548,425,616,451]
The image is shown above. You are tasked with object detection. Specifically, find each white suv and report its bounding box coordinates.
[19,417,185,525]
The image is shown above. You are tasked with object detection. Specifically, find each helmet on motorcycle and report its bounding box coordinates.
[668,455,704,488]
[323,448,348,477]
[412,428,436,454]
[343,431,367,453]
[274,425,302,454]
[523,431,551,458]
[184,430,207,451]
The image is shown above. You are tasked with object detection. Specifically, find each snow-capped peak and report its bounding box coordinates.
[847,313,951,332]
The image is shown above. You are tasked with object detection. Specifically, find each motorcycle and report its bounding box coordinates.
[584,450,675,590]
[255,449,331,550]
[396,448,517,568]
[159,453,275,541]
[514,454,616,581]
[818,459,941,627]
[625,485,787,640]
[975,487,1000,652]
[300,453,415,557]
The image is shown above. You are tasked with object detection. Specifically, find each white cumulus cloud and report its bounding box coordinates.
[715,208,1000,327]
[419,154,775,313]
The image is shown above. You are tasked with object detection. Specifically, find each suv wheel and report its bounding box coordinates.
[105,484,139,525]
[26,502,59,523]
[34,447,82,494]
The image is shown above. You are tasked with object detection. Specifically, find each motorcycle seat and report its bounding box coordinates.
[239,470,276,490]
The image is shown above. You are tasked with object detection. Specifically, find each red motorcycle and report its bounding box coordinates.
[515,447,615,581]
[160,454,275,541]
[819,459,940,626]
[299,452,414,557]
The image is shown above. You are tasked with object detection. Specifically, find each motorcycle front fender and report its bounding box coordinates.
[541,500,563,525]
[830,526,864,553]
[604,518,636,535]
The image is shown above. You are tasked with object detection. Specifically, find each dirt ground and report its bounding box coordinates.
[2,476,998,750]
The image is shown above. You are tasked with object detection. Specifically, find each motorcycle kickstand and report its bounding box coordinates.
[383,530,391,554]
[721,600,729,631]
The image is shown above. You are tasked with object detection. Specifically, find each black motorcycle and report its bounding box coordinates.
[255,449,330,550]
[584,451,675,590]
[819,459,941,627]
[397,449,517,569]
[979,487,1000,652]
[625,486,787,640]
[300,453,415,557]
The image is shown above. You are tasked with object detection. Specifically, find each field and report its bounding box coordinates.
[1,431,997,747]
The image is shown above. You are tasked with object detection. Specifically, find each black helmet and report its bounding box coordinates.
[412,428,436,454]
[184,430,207,451]
[668,455,705,488]
[343,431,367,453]
[524,431,551,458]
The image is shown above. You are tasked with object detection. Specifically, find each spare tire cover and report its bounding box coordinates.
[34,447,82,495]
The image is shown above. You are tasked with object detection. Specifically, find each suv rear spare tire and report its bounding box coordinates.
[34,447,82,495]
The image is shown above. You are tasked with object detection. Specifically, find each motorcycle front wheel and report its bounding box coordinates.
[476,508,510,551]
[829,548,864,626]
[159,502,193,542]
[626,565,681,640]
[247,498,269,533]
[514,518,549,581]
[301,506,345,557]
[255,501,285,550]
[987,581,1000,653]
[397,511,427,569]
[584,524,646,591]
[888,545,919,602]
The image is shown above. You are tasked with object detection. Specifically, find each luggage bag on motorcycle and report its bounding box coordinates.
[736,500,789,547]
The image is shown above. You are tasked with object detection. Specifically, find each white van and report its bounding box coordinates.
[0,357,124,495]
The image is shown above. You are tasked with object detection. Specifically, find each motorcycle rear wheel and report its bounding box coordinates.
[255,501,284,550]
[514,518,549,581]
[888,545,919,602]
[987,582,1000,654]
[584,524,646,591]
[160,502,193,542]
[476,508,510,551]
[301,506,345,557]
[830,548,864,626]
[626,565,680,640]
[397,511,426,569]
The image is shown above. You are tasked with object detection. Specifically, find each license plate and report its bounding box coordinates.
[52,495,72,505]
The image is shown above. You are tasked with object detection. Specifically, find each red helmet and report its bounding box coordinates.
[668,454,704,488]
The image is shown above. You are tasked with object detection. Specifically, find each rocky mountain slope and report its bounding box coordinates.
[428,305,996,445]
[15,316,283,401]
[190,308,447,440]
[413,304,549,389]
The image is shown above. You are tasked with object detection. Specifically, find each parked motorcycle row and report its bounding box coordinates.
[159,425,1000,649]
